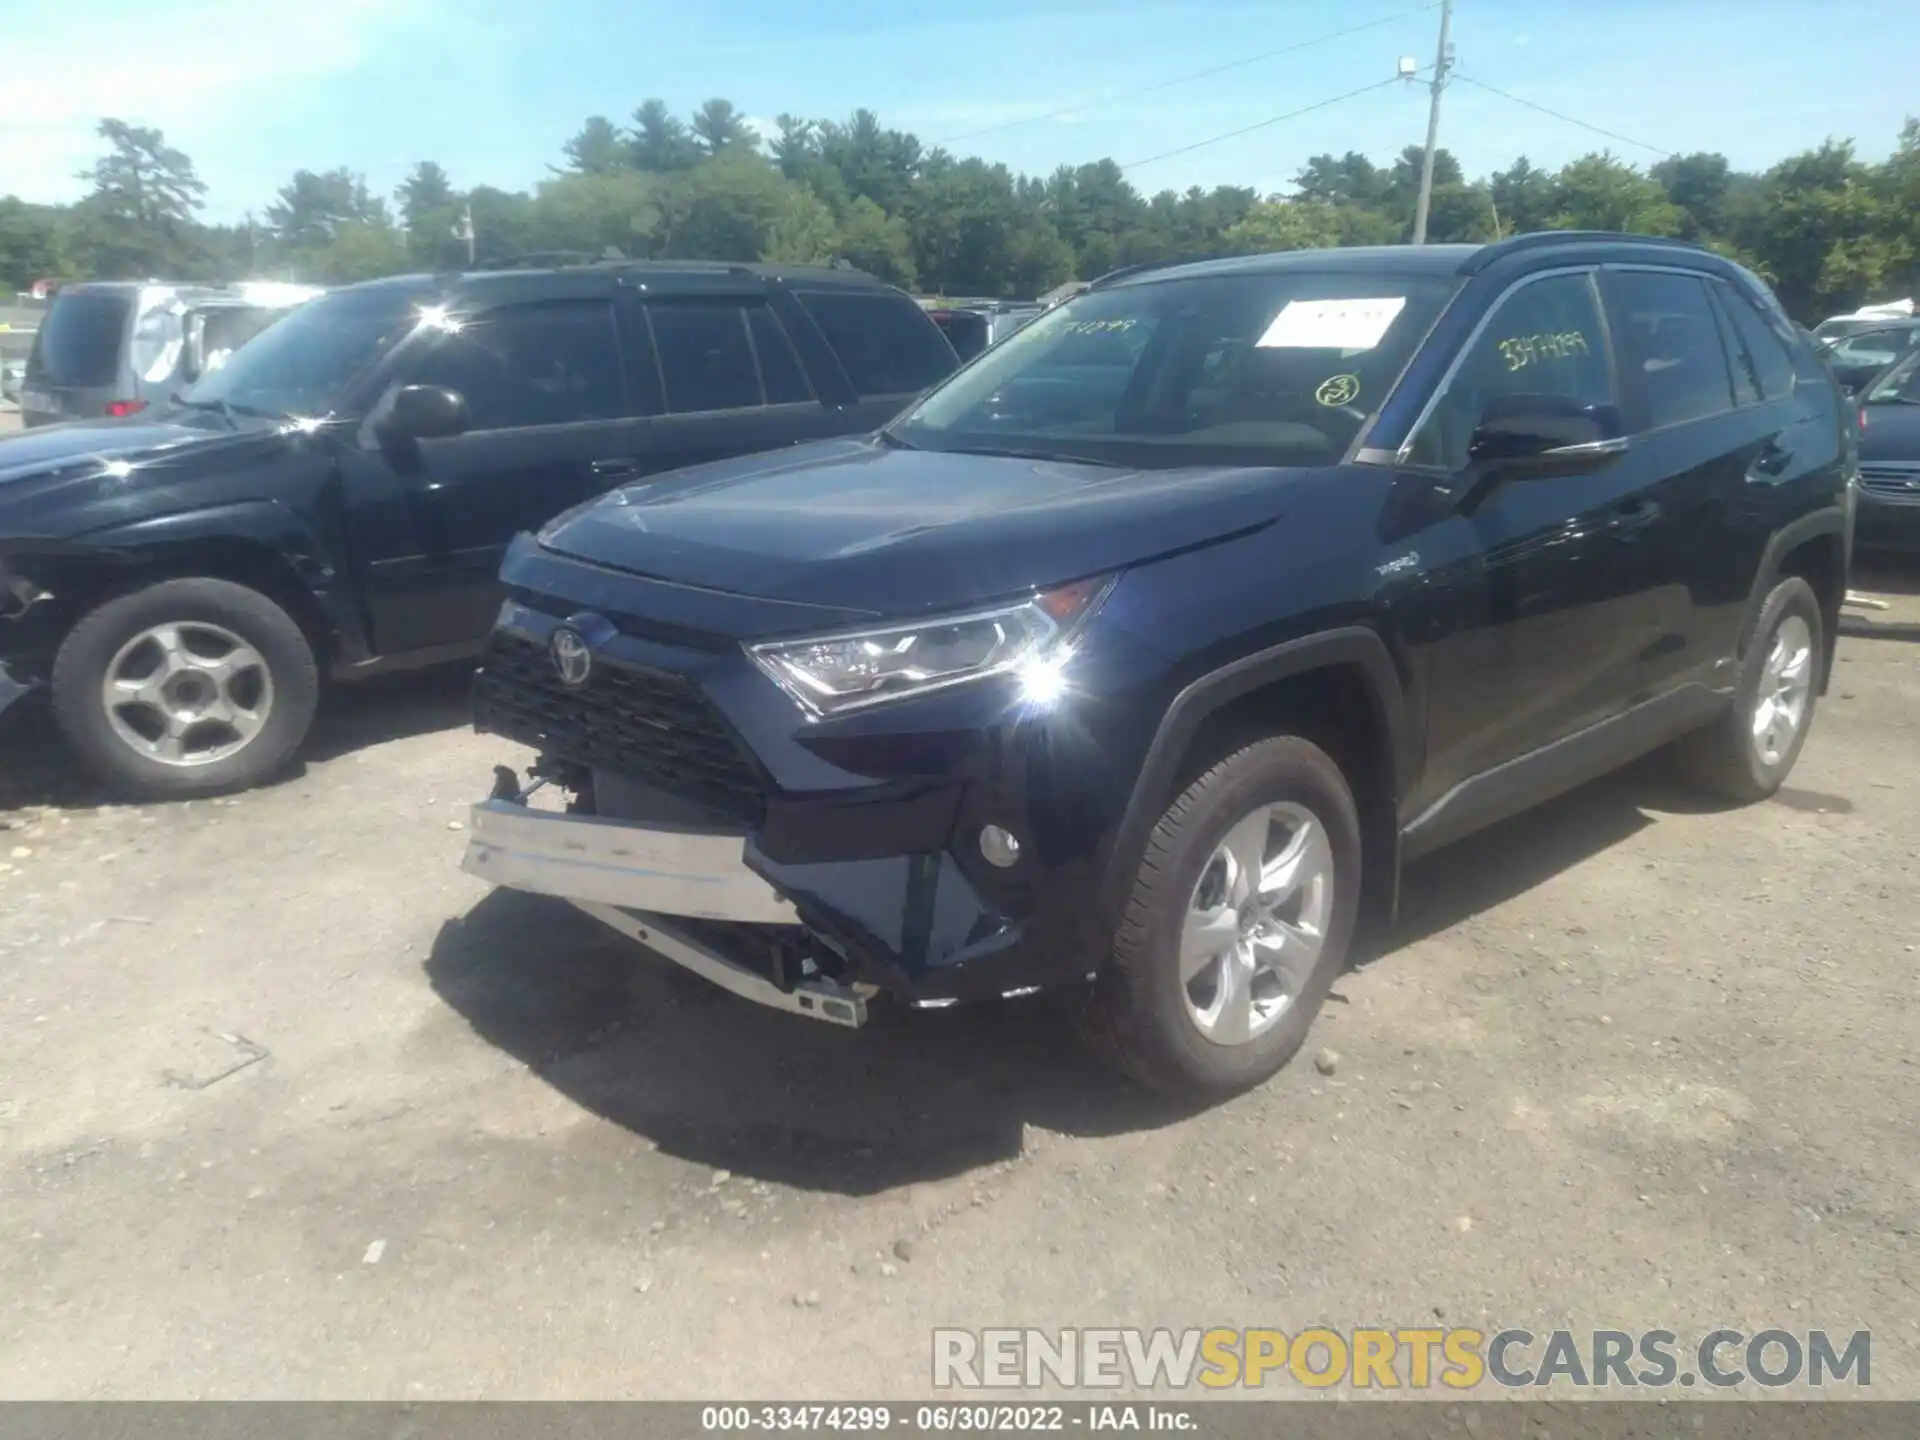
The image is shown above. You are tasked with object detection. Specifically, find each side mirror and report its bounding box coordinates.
[380,384,469,443]
[1467,394,1628,473]
[183,313,208,382]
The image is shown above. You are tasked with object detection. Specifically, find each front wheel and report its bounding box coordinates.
[50,577,320,800]
[1670,575,1823,803]
[1078,735,1362,1099]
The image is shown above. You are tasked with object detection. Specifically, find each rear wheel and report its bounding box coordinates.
[1079,735,1362,1099]
[50,578,320,800]
[1671,576,1822,803]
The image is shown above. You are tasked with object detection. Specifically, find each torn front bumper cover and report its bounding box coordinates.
[459,798,874,1028]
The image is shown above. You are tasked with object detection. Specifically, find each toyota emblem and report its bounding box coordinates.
[550,626,593,687]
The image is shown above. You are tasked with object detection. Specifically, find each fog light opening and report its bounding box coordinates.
[979,825,1022,868]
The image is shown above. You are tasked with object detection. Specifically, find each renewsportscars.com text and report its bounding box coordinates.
[931,1327,1871,1390]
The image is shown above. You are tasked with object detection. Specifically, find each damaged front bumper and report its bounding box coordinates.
[461,793,876,1028]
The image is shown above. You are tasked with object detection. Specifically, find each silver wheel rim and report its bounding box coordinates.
[1751,613,1813,768]
[101,622,274,769]
[1180,801,1334,1047]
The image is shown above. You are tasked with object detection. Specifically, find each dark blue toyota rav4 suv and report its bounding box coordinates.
[462,232,1854,1098]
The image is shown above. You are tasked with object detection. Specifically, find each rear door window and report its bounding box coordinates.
[1604,270,1737,431]
[647,301,761,413]
[30,291,129,387]
[794,290,956,397]
[746,305,814,405]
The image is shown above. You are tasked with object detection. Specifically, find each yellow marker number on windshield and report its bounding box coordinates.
[1316,374,1361,407]
[1498,332,1590,372]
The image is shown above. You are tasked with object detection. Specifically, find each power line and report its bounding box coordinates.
[1452,74,1673,159]
[1119,76,1404,172]
[931,4,1439,146]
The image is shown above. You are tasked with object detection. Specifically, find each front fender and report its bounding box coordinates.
[1094,624,1415,924]
[12,500,367,662]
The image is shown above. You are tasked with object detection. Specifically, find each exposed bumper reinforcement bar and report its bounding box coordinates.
[461,797,871,1028]
[460,798,797,924]
[573,902,870,1029]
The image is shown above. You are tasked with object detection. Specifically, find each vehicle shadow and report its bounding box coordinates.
[425,751,1724,1195]
[425,888,1202,1196]
[0,663,477,814]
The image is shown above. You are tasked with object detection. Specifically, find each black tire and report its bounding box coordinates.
[50,578,320,800]
[1078,735,1363,1099]
[1670,576,1823,803]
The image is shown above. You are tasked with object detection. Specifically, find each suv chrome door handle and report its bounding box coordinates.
[592,459,640,480]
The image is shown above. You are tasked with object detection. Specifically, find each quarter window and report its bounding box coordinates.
[1714,285,1796,403]
[406,300,625,430]
[1405,272,1614,470]
[1606,271,1736,430]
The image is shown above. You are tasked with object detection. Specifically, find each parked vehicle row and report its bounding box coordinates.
[0,262,960,794]
[457,232,1853,1097]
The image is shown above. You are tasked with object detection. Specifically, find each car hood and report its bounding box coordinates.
[0,415,232,485]
[1860,402,1920,462]
[0,414,296,539]
[537,437,1310,612]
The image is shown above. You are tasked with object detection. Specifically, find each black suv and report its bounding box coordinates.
[459,234,1853,1098]
[0,262,958,797]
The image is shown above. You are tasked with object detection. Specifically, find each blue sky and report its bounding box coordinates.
[3,0,1917,222]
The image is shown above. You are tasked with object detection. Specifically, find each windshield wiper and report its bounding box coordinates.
[169,393,239,428]
[950,443,1130,468]
[876,428,918,450]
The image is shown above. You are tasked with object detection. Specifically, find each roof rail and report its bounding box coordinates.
[1086,254,1223,290]
[1462,230,1709,272]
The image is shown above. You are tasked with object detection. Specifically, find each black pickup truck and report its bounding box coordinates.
[460,233,1854,1097]
[0,261,958,796]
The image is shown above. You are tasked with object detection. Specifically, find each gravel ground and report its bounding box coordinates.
[0,566,1916,1399]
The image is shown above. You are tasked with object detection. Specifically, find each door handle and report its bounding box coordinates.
[1609,498,1661,536]
[591,459,641,480]
[1748,443,1794,480]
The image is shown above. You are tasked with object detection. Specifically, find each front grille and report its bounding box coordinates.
[474,633,769,823]
[1859,462,1920,499]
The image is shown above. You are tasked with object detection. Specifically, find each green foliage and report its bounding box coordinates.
[6,105,1919,326]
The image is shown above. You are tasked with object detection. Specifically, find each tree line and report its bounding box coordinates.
[2,102,1917,324]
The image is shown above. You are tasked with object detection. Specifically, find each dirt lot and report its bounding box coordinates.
[0,567,1917,1399]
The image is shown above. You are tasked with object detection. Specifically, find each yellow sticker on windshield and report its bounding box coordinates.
[1316,374,1361,407]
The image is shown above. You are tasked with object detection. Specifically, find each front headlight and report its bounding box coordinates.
[748,575,1114,718]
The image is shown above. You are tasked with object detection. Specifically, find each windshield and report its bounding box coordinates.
[182,281,433,417]
[889,270,1453,468]
[1865,348,1920,404]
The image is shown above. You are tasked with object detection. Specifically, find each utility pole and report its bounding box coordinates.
[1411,0,1455,246]
[455,202,476,265]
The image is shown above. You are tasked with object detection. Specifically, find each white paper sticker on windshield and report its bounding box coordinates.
[1256,297,1407,350]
